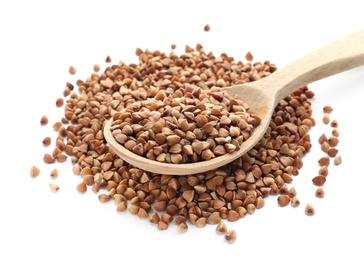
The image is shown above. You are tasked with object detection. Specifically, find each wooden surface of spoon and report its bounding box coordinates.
[104,29,364,175]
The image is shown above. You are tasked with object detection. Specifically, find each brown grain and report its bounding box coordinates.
[69,66,76,75]
[224,230,237,243]
[330,119,338,128]
[76,182,87,193]
[327,147,338,158]
[93,64,100,72]
[50,169,58,179]
[43,153,55,164]
[105,55,112,62]
[56,98,64,107]
[318,156,330,166]
[245,51,253,61]
[216,221,228,234]
[318,165,328,177]
[42,136,51,146]
[305,203,315,216]
[30,166,40,178]
[277,195,291,207]
[328,136,339,147]
[291,196,300,207]
[40,115,48,125]
[312,175,326,186]
[315,187,325,198]
[323,105,333,113]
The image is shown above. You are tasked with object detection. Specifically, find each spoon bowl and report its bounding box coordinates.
[104,29,364,175]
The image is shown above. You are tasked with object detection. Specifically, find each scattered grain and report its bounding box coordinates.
[327,147,338,158]
[315,187,325,198]
[321,141,330,152]
[216,221,228,234]
[224,230,237,243]
[56,98,64,107]
[332,128,340,137]
[98,193,110,203]
[323,105,333,113]
[330,119,338,128]
[318,133,327,144]
[157,221,169,231]
[328,136,339,147]
[76,182,87,193]
[40,115,48,125]
[334,156,342,165]
[245,51,253,61]
[312,175,326,186]
[52,122,62,131]
[105,55,112,62]
[287,187,297,198]
[318,165,328,177]
[30,166,40,178]
[204,24,210,32]
[49,183,59,193]
[322,113,330,124]
[291,196,300,207]
[93,64,100,72]
[50,169,58,179]
[318,156,330,166]
[55,153,67,163]
[305,204,315,216]
[149,212,160,224]
[277,195,291,207]
[43,153,55,164]
[42,136,51,146]
[69,65,76,75]
[177,222,188,233]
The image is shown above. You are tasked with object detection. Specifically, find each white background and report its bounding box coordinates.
[1,1,364,259]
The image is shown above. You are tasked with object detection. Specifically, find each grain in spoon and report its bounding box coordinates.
[104,29,364,175]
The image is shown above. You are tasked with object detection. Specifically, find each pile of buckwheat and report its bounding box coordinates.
[30,35,342,243]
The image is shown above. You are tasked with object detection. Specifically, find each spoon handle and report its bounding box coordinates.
[257,29,364,105]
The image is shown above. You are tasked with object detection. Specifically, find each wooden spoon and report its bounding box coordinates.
[104,29,364,175]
